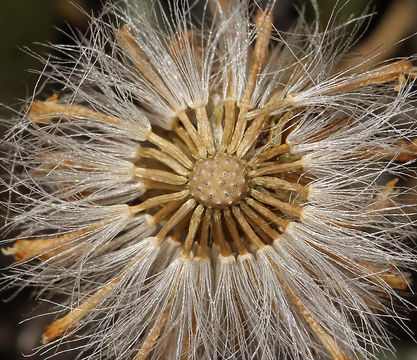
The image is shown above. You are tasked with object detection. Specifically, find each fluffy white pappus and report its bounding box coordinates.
[260,239,386,359]
[11,149,144,205]
[0,204,137,300]
[211,254,267,359]
[252,10,367,109]
[103,0,227,123]
[43,241,204,360]
[213,0,254,102]
[1,0,417,360]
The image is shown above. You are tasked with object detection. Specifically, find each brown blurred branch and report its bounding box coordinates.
[338,0,417,72]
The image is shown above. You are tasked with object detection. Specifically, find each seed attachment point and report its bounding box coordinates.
[189,154,248,209]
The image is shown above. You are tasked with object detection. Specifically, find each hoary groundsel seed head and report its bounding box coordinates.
[127,94,306,258]
[1,0,417,360]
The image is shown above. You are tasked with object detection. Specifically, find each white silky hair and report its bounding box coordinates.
[215,0,253,102]
[1,0,417,360]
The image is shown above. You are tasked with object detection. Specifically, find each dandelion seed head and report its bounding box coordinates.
[1,0,417,360]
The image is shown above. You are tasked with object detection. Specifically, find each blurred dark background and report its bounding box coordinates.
[0,0,417,359]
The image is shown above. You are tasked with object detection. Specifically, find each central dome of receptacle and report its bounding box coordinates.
[189,154,248,209]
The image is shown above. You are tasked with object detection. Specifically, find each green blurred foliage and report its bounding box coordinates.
[0,1,56,109]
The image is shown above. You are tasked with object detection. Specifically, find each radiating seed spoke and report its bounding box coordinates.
[250,189,303,218]
[197,208,212,259]
[130,190,190,215]
[171,213,193,244]
[213,210,233,256]
[183,205,205,256]
[237,86,288,157]
[249,159,304,177]
[141,180,185,192]
[175,126,199,158]
[134,167,188,185]
[303,118,350,144]
[35,152,93,172]
[165,30,198,58]
[221,76,236,151]
[134,297,175,360]
[222,208,248,256]
[245,197,290,230]
[243,215,272,244]
[231,206,265,249]
[360,263,410,290]
[178,110,206,158]
[134,265,180,360]
[134,314,168,360]
[146,131,193,169]
[248,143,291,165]
[156,199,196,242]
[138,146,190,176]
[211,96,224,151]
[252,176,309,196]
[324,59,415,94]
[149,201,184,226]
[240,202,280,241]
[368,178,398,212]
[265,257,352,360]
[283,278,352,360]
[245,97,293,121]
[195,106,216,155]
[236,114,269,158]
[380,139,417,162]
[171,137,196,161]
[310,242,410,291]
